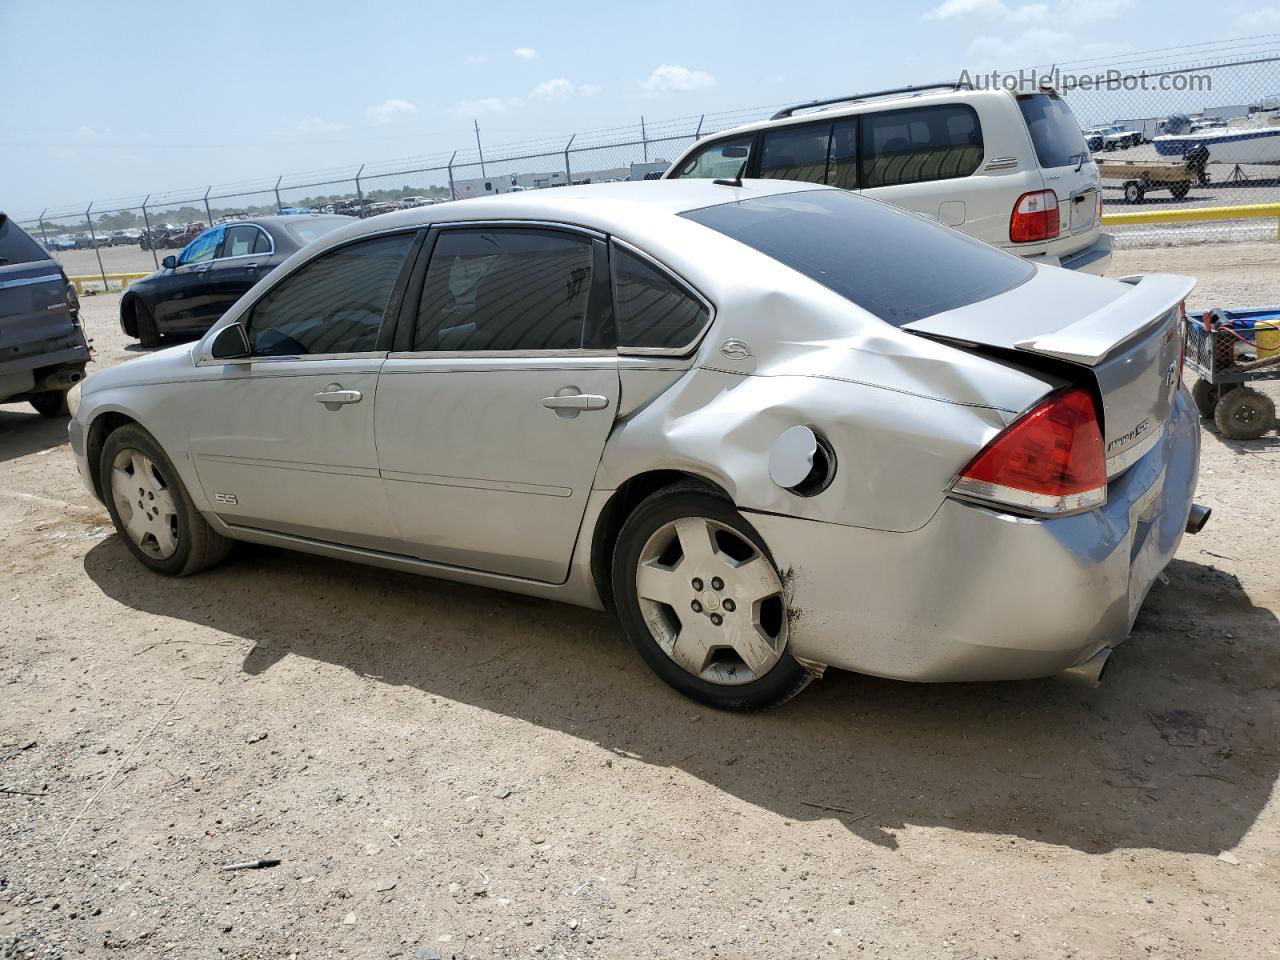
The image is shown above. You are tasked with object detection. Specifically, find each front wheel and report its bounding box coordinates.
[1124,181,1146,204]
[1214,387,1275,440]
[611,486,811,712]
[101,424,231,576]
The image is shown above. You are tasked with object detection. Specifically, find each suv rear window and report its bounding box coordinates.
[0,216,52,267]
[1017,93,1089,168]
[681,190,1033,326]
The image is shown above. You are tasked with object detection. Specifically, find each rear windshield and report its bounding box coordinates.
[0,216,52,267]
[283,216,352,246]
[1017,93,1089,169]
[680,189,1033,326]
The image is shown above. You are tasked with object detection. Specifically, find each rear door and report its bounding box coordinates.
[374,225,618,583]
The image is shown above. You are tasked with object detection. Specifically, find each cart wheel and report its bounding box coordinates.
[1124,181,1145,204]
[1191,378,1219,419]
[1170,181,1191,200]
[1214,387,1275,440]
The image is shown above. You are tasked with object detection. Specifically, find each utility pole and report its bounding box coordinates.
[474,120,486,178]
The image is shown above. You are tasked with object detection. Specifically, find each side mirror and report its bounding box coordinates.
[208,322,250,360]
[161,255,177,269]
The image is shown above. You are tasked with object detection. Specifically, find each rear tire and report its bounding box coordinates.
[101,424,231,576]
[611,484,812,712]
[135,300,161,348]
[1191,378,1219,419]
[30,391,70,418]
[1214,387,1275,440]
[1124,181,1145,204]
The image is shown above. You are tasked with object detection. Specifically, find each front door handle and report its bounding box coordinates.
[313,387,362,405]
[542,393,609,411]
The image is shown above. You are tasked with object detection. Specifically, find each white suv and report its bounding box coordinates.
[664,84,1111,275]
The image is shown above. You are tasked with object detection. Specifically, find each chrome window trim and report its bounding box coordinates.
[385,348,618,362]
[427,218,607,241]
[197,350,388,368]
[610,237,717,358]
[217,224,275,261]
[0,273,62,290]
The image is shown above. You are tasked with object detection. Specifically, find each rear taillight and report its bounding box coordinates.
[952,387,1106,516]
[1010,189,1061,243]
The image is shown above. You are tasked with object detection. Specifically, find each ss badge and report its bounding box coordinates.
[214,493,239,505]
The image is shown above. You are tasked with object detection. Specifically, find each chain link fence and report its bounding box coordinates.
[13,42,1280,286]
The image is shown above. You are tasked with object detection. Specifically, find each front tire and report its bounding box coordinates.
[101,424,231,576]
[1214,387,1275,440]
[611,485,811,712]
[30,391,69,418]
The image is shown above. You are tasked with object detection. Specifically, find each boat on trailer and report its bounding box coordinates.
[1153,112,1280,165]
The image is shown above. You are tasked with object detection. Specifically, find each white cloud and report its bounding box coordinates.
[924,0,1047,21]
[514,47,537,59]
[466,54,488,64]
[276,115,349,137]
[968,26,1126,64]
[529,78,575,101]
[578,83,602,97]
[1058,0,1135,22]
[456,96,523,116]
[1237,5,1280,26]
[365,98,417,125]
[640,64,717,93]
[457,78,600,115]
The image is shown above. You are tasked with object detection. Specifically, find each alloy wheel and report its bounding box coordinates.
[634,516,787,685]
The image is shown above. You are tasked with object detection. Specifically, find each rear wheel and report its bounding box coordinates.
[29,391,69,418]
[101,424,231,576]
[1123,181,1145,204]
[1191,378,1219,419]
[1214,387,1275,440]
[611,486,811,712]
[134,299,161,348]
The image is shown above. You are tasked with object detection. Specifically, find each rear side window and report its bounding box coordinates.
[414,229,594,352]
[670,136,753,180]
[759,122,831,184]
[0,217,51,266]
[223,225,267,258]
[1018,93,1089,169]
[249,232,414,356]
[612,244,709,352]
[861,104,983,188]
[681,190,1033,326]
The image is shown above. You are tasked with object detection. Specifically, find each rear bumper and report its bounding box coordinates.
[749,385,1199,682]
[1024,232,1113,276]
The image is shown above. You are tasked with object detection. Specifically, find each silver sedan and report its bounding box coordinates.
[67,180,1207,710]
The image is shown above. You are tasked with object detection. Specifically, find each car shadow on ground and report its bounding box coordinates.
[82,537,1279,856]
[0,407,68,463]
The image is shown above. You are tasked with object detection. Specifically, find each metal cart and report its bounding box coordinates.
[1186,306,1280,440]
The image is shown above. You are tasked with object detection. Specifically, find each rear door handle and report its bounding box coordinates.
[542,394,609,411]
[313,388,362,405]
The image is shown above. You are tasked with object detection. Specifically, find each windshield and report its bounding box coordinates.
[284,216,353,245]
[1019,94,1090,167]
[680,189,1034,326]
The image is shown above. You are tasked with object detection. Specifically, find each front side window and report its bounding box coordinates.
[860,104,983,189]
[248,232,414,356]
[179,227,223,265]
[669,136,753,180]
[414,229,594,352]
[223,225,268,259]
[758,122,832,184]
[612,244,709,353]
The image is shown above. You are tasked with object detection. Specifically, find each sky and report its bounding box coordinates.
[4,0,1280,217]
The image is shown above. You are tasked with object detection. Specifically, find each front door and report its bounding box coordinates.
[153,226,225,332]
[375,226,618,583]
[185,230,418,548]
[204,223,273,320]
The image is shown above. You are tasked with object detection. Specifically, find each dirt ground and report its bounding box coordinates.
[1,245,1278,960]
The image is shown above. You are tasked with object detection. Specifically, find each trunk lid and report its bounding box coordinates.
[904,270,1195,477]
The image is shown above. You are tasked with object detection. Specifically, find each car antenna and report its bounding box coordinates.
[713,158,747,188]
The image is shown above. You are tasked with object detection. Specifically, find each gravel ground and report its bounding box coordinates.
[0,245,1278,960]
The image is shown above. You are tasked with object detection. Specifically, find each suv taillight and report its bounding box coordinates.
[951,387,1106,516]
[1010,189,1061,243]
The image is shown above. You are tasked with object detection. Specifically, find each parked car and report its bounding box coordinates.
[397,196,435,209]
[0,214,91,417]
[277,207,315,216]
[109,229,141,246]
[1083,128,1105,152]
[362,201,398,217]
[118,214,353,347]
[71,181,1204,711]
[1087,125,1140,151]
[664,85,1112,275]
[49,235,78,251]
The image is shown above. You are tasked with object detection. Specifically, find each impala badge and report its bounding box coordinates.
[720,338,752,360]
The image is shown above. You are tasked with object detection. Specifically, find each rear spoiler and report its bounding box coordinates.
[1013,273,1196,366]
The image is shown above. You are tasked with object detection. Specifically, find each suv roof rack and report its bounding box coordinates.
[770,81,969,121]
